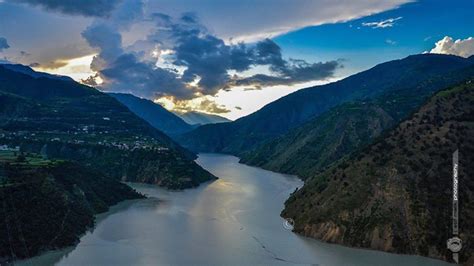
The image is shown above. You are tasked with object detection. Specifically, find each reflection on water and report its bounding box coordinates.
[19,154,451,266]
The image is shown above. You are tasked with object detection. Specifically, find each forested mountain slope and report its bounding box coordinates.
[282,81,474,264]
[0,65,215,189]
[240,65,474,180]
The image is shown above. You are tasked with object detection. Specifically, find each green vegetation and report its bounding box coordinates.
[0,65,216,189]
[240,65,474,180]
[0,64,216,262]
[282,81,474,264]
[0,152,143,261]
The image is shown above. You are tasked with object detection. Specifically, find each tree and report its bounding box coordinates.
[16,154,26,163]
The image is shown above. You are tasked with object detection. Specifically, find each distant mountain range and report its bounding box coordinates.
[282,80,474,263]
[177,54,474,155]
[109,93,230,137]
[109,93,193,135]
[174,111,231,126]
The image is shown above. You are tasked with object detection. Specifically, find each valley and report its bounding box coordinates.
[17,154,451,266]
[1,55,472,265]
[1,1,473,265]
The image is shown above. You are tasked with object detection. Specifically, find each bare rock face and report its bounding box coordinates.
[303,222,345,243]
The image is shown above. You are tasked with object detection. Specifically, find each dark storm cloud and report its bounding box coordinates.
[254,39,286,71]
[82,10,341,100]
[82,23,123,64]
[230,59,341,89]
[150,15,341,96]
[0,37,10,52]
[11,0,122,17]
[100,53,193,99]
[81,6,194,100]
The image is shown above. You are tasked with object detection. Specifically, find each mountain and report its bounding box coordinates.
[0,64,215,189]
[177,54,474,155]
[0,63,74,82]
[0,152,143,261]
[240,65,474,180]
[175,111,231,126]
[282,81,474,264]
[109,93,193,136]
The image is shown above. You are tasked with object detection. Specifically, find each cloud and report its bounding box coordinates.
[101,53,194,99]
[33,59,69,69]
[83,9,341,102]
[80,4,196,100]
[146,0,411,42]
[170,97,231,114]
[2,0,411,88]
[362,16,402,28]
[10,0,122,17]
[385,39,397,45]
[428,36,474,58]
[156,17,340,93]
[229,59,340,89]
[193,98,230,114]
[0,37,10,52]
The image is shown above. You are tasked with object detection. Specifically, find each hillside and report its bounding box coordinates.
[175,111,231,126]
[177,54,474,155]
[0,152,143,261]
[109,93,193,136]
[0,63,74,82]
[281,81,474,264]
[0,65,216,189]
[240,65,474,179]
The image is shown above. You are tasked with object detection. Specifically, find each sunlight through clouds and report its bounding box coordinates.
[32,54,97,81]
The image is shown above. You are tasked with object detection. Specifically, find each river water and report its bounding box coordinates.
[19,154,451,265]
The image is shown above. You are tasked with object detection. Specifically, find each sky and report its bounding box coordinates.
[0,0,473,120]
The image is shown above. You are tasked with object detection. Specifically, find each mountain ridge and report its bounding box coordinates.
[282,80,474,264]
[0,64,216,189]
[240,64,474,180]
[177,54,474,155]
[109,92,193,135]
[175,111,231,126]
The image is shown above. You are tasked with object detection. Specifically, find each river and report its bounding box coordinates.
[19,154,451,265]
